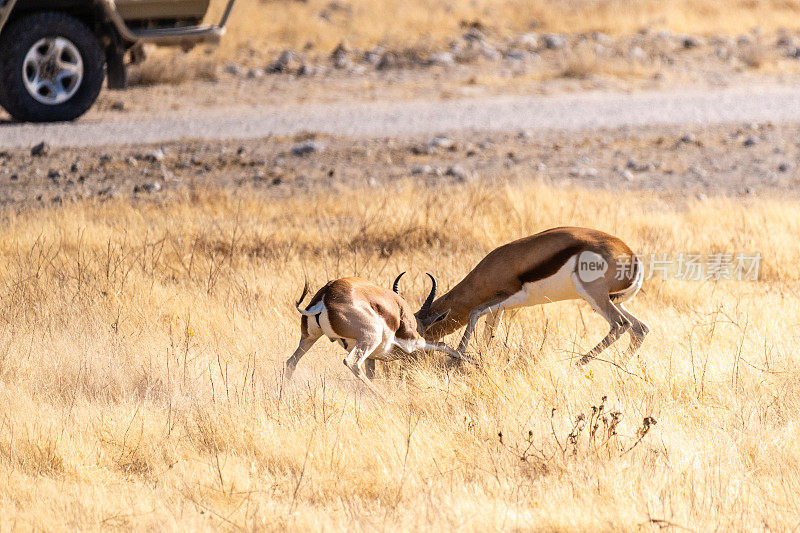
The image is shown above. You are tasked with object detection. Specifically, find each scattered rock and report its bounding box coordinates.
[145,149,165,162]
[134,182,162,194]
[224,62,246,77]
[376,52,398,70]
[31,142,49,157]
[428,52,455,66]
[292,140,325,156]
[268,49,300,73]
[778,162,791,172]
[504,48,531,61]
[513,33,539,51]
[363,47,384,66]
[9,174,18,181]
[680,133,697,144]
[47,169,62,181]
[110,101,125,111]
[543,34,567,49]
[629,46,647,62]
[743,136,758,147]
[411,165,433,175]
[445,165,470,180]
[428,137,455,150]
[682,35,705,49]
[463,28,486,42]
[70,161,81,173]
[331,41,352,69]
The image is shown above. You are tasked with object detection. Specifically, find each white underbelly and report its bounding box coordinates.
[316,306,401,360]
[516,255,580,307]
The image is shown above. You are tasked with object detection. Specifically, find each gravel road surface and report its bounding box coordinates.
[1,85,799,148]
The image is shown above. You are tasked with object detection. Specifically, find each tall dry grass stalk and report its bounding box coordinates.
[0,180,799,529]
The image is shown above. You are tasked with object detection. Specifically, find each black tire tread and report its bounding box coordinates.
[0,12,105,122]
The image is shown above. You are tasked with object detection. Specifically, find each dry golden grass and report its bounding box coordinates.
[1,180,800,529]
[208,0,800,59]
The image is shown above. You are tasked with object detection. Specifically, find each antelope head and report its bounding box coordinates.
[402,272,450,334]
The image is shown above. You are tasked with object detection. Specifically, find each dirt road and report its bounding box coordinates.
[1,84,799,148]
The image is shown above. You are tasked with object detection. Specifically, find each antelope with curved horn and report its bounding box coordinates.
[284,274,473,398]
[416,227,649,365]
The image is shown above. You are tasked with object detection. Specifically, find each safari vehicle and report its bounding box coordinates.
[0,0,235,122]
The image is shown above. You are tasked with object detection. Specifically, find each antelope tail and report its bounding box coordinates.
[295,281,325,316]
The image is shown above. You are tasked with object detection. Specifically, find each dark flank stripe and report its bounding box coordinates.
[315,313,321,328]
[519,245,584,284]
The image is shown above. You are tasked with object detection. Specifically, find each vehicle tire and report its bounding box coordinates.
[0,12,105,122]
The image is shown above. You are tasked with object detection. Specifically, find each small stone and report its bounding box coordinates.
[134,182,162,194]
[411,165,433,175]
[682,35,705,48]
[110,101,125,111]
[47,169,62,181]
[680,133,697,144]
[622,170,635,181]
[9,174,18,181]
[504,48,531,61]
[513,33,539,51]
[778,162,791,172]
[363,47,385,66]
[70,161,81,173]
[224,62,246,76]
[445,165,470,180]
[479,43,501,60]
[743,136,757,147]
[31,142,49,157]
[247,68,265,79]
[463,28,486,42]
[428,137,455,150]
[291,140,325,156]
[145,149,165,162]
[376,52,398,70]
[629,46,647,62]
[592,32,614,46]
[543,34,567,49]
[267,49,300,73]
[428,52,455,66]
[331,41,352,69]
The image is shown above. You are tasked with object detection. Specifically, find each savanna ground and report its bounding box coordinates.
[1,126,800,529]
[95,0,800,117]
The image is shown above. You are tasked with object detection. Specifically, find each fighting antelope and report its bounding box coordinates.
[416,227,649,365]
[284,274,473,398]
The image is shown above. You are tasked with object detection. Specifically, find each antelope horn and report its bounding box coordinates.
[421,272,437,313]
[392,272,406,294]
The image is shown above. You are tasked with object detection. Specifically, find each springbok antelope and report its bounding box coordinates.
[415,227,649,365]
[284,274,472,398]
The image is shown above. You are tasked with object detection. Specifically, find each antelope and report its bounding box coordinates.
[284,274,473,398]
[415,227,649,365]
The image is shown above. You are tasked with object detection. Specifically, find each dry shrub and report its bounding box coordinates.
[130,54,219,86]
[738,42,774,69]
[559,47,602,79]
